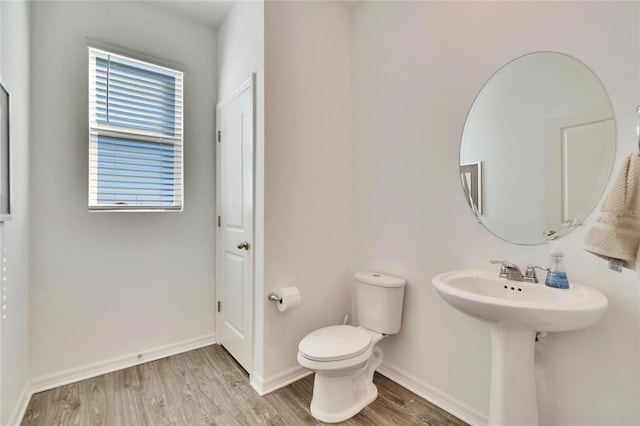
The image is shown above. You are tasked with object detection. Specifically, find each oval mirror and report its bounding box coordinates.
[460,52,615,245]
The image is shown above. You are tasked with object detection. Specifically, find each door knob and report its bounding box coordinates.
[237,241,250,250]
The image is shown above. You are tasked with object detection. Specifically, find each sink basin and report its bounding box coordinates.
[432,269,608,426]
[432,269,608,332]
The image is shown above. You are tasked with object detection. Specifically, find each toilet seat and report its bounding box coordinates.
[298,325,372,362]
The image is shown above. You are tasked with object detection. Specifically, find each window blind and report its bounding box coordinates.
[88,47,183,211]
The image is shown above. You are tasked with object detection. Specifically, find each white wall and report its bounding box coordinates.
[263,1,352,379]
[352,2,639,425]
[0,1,30,423]
[216,0,265,379]
[29,1,217,379]
[218,1,264,102]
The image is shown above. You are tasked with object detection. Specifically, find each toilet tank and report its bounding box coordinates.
[355,272,406,334]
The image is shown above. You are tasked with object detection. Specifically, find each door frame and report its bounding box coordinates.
[543,109,614,233]
[215,73,256,374]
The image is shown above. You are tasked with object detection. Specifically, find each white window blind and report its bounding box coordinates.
[88,47,184,211]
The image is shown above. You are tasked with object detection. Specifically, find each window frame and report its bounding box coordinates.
[88,45,184,212]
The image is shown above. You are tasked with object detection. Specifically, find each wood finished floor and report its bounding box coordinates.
[21,345,468,426]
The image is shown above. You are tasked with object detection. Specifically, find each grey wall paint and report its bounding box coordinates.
[0,1,31,423]
[29,1,217,379]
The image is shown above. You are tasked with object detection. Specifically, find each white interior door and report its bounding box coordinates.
[216,75,254,372]
[544,110,615,234]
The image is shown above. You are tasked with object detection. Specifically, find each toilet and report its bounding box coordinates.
[297,272,406,423]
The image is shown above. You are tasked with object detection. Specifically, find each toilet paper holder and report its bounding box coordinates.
[268,292,282,303]
[268,287,302,312]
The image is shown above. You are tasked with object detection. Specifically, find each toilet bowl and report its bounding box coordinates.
[297,272,406,423]
[297,325,385,423]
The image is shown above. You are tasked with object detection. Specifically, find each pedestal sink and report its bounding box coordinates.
[432,269,608,426]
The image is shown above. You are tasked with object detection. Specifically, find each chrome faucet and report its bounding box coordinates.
[490,260,524,281]
[524,264,549,284]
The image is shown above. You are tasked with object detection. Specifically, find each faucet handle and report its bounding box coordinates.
[490,259,518,267]
[490,260,510,278]
[524,264,549,283]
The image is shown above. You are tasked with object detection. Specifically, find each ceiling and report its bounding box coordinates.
[147,1,363,28]
[339,0,360,8]
[147,1,236,29]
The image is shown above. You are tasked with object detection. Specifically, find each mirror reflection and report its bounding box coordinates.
[460,52,615,245]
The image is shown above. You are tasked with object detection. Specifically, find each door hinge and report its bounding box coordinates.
[217,301,221,312]
[217,131,221,142]
[217,216,221,227]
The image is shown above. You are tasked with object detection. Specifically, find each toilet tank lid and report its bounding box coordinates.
[356,272,406,288]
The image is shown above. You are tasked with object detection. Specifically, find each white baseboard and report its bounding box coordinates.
[29,333,216,394]
[249,360,486,426]
[11,338,484,426]
[6,334,213,425]
[377,363,487,426]
[7,382,31,426]
[250,365,312,396]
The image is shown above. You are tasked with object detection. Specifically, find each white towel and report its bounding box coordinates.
[584,152,640,270]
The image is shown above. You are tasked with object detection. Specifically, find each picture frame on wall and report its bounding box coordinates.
[0,81,11,221]
[460,161,482,217]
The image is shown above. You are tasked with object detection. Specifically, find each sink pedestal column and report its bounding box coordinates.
[488,324,538,426]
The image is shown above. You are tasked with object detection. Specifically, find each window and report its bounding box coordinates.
[88,47,183,211]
